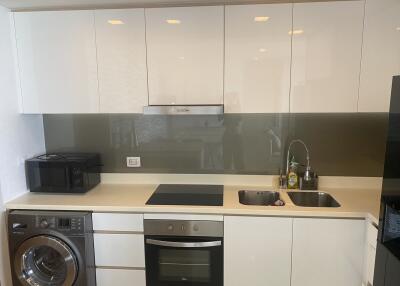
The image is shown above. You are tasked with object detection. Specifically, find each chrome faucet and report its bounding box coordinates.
[286,139,312,182]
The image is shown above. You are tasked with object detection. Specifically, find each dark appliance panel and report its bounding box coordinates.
[145,236,223,286]
[144,219,223,286]
[375,76,400,286]
[382,76,400,198]
[146,184,223,206]
[8,210,96,286]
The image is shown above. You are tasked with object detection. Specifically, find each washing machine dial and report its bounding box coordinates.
[40,219,49,229]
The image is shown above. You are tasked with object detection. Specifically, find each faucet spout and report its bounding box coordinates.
[286,139,311,181]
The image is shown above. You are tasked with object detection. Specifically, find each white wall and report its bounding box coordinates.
[0,182,10,286]
[0,4,46,285]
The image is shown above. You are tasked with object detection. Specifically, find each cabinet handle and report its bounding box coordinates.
[175,107,190,112]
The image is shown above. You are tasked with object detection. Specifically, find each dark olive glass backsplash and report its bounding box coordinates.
[43,113,388,176]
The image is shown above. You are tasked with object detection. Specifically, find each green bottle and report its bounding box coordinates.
[287,160,299,189]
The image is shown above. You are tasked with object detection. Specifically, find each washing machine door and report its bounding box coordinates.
[14,235,78,286]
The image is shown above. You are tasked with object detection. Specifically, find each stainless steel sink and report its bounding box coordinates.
[238,190,284,206]
[287,191,340,207]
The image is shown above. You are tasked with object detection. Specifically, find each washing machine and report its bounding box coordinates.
[8,210,96,286]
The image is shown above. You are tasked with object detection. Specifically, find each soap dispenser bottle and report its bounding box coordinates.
[287,159,299,189]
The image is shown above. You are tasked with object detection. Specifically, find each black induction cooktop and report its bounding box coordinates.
[146,184,223,206]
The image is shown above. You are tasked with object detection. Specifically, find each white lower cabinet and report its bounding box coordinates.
[92,213,144,232]
[224,216,293,286]
[363,220,378,286]
[96,268,146,286]
[90,213,371,286]
[93,212,146,286]
[291,218,365,286]
[94,233,145,267]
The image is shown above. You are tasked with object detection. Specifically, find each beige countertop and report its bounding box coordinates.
[5,183,381,225]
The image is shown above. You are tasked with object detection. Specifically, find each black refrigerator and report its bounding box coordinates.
[374,75,400,286]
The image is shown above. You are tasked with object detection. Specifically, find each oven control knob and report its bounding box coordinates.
[193,224,199,232]
[40,219,49,229]
[167,224,174,231]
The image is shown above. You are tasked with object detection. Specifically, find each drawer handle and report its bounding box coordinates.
[146,239,221,248]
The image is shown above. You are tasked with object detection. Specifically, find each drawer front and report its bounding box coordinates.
[96,268,146,286]
[94,233,145,267]
[93,213,143,231]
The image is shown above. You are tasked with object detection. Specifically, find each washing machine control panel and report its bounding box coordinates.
[8,211,90,236]
[35,216,85,234]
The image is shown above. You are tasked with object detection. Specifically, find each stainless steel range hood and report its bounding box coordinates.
[143,105,224,115]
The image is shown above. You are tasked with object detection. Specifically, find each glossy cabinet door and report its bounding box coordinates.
[96,269,146,286]
[290,1,364,113]
[358,0,400,112]
[224,216,292,286]
[94,233,145,267]
[291,218,365,286]
[95,9,148,113]
[145,6,224,105]
[363,220,378,286]
[225,4,292,113]
[13,11,99,114]
[92,213,144,232]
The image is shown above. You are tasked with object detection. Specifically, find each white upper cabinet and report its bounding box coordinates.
[145,6,224,105]
[290,1,364,113]
[358,0,400,112]
[225,4,292,113]
[95,9,148,113]
[13,11,99,114]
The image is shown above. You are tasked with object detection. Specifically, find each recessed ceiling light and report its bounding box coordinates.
[254,16,270,22]
[259,48,267,53]
[166,19,181,24]
[396,27,400,31]
[289,30,304,35]
[107,20,124,25]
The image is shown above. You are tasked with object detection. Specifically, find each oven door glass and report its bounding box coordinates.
[145,236,223,286]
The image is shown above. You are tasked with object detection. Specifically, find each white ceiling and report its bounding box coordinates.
[0,0,350,11]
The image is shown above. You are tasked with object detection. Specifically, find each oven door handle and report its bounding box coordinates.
[146,239,222,248]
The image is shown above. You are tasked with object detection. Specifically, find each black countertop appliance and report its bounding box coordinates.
[26,153,101,193]
[374,76,400,286]
[146,184,223,206]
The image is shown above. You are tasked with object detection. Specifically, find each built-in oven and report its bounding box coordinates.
[144,219,223,286]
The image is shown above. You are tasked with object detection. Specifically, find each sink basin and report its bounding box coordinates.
[287,191,340,207]
[238,190,284,206]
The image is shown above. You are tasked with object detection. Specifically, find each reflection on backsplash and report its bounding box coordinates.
[43,113,388,176]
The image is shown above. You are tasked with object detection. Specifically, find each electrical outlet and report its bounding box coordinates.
[126,157,141,168]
